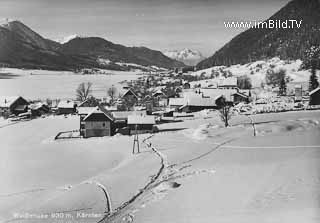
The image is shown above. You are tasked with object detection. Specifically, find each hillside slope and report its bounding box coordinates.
[0,21,184,70]
[197,0,320,69]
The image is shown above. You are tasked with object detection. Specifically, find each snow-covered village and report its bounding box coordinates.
[1,0,320,223]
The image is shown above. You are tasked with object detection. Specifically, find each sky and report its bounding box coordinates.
[0,0,289,57]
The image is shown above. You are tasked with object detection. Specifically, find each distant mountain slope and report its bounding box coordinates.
[0,21,184,70]
[197,0,320,69]
[59,37,184,68]
[163,48,205,66]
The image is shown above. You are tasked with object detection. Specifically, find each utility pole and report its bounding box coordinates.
[132,124,140,154]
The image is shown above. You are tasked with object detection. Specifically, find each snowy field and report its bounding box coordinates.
[0,68,140,100]
[0,110,319,223]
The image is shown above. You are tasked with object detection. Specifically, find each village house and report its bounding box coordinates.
[309,87,320,105]
[0,96,29,116]
[57,100,76,115]
[79,106,114,138]
[29,102,50,116]
[127,115,156,134]
[232,92,250,104]
[121,89,139,102]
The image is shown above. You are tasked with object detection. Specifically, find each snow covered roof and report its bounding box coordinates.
[200,88,237,101]
[184,97,216,107]
[83,106,114,121]
[77,107,95,115]
[0,96,21,108]
[112,111,146,119]
[169,98,187,106]
[128,115,155,125]
[57,100,75,108]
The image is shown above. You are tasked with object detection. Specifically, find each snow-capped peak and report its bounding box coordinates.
[163,48,205,66]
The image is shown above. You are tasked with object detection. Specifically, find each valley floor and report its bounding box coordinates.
[0,110,319,223]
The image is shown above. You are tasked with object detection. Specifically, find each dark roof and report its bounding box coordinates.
[232,92,249,98]
[309,87,320,95]
[122,89,138,99]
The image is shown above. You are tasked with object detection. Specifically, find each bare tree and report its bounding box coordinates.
[219,104,233,127]
[107,85,117,104]
[76,82,92,102]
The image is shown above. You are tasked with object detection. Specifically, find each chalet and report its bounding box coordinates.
[218,77,237,89]
[80,106,114,138]
[57,100,76,114]
[232,92,249,104]
[0,96,29,116]
[121,89,138,102]
[179,96,217,113]
[309,87,320,105]
[128,115,156,134]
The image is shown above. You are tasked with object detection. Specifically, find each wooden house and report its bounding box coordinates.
[57,100,76,114]
[232,92,249,104]
[79,106,114,138]
[0,96,29,116]
[179,96,217,113]
[122,89,138,102]
[128,115,156,134]
[29,102,50,116]
[309,87,320,105]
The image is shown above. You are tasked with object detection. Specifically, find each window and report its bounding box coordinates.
[102,122,105,127]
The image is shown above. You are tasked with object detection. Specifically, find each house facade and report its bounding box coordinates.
[0,96,29,116]
[79,106,114,138]
[128,115,156,134]
[57,100,76,114]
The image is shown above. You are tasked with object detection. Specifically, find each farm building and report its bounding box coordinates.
[0,96,29,116]
[309,87,320,105]
[232,92,249,104]
[112,111,147,130]
[179,96,217,113]
[29,102,50,116]
[79,106,114,138]
[57,100,76,114]
[128,115,156,134]
[122,89,139,102]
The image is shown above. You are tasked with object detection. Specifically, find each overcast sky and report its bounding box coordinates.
[1,0,289,56]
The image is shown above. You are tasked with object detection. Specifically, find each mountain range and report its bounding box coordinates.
[197,0,320,69]
[163,48,205,66]
[0,20,184,71]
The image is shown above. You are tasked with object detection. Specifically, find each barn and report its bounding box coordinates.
[80,106,114,138]
[57,100,76,114]
[0,96,29,116]
[232,92,249,104]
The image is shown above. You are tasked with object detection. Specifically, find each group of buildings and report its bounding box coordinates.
[1,75,320,138]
